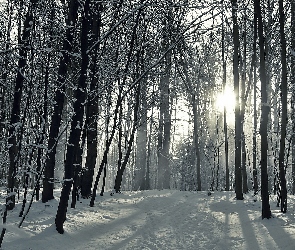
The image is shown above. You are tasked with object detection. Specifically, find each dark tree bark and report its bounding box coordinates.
[252,8,259,195]
[42,0,78,203]
[256,0,272,219]
[7,0,37,210]
[113,6,143,192]
[71,125,86,208]
[278,0,287,213]
[114,6,143,192]
[80,2,102,199]
[90,96,120,207]
[240,10,248,194]
[55,0,90,234]
[241,137,248,193]
[231,0,243,200]
[114,85,141,193]
[36,4,53,202]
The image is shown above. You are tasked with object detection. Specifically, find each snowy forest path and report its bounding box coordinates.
[3,190,295,250]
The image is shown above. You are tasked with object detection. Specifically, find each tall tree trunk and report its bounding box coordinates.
[114,85,141,193]
[133,81,148,191]
[192,95,201,191]
[80,3,102,198]
[42,0,78,203]
[240,9,248,194]
[146,97,154,190]
[55,0,89,234]
[71,123,86,208]
[114,6,142,192]
[115,7,143,191]
[278,0,287,213]
[36,4,53,202]
[256,0,272,219]
[291,0,295,195]
[252,8,259,195]
[222,7,229,191]
[158,8,172,190]
[177,45,201,191]
[7,0,36,210]
[231,0,243,200]
[90,96,120,206]
[133,21,148,191]
[265,1,274,189]
[241,137,248,193]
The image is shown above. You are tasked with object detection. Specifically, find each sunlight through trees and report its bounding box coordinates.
[0,0,294,242]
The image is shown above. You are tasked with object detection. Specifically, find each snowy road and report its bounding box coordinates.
[3,190,295,249]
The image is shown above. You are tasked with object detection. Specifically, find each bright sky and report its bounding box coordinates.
[215,85,236,126]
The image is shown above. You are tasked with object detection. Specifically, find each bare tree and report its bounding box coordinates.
[252,8,259,195]
[158,5,172,190]
[277,0,287,213]
[80,2,102,199]
[42,0,78,203]
[231,0,243,200]
[55,0,90,234]
[7,0,38,210]
[256,0,271,219]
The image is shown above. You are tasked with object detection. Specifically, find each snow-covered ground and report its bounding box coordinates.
[2,190,295,250]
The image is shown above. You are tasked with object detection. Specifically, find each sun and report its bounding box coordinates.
[215,87,236,113]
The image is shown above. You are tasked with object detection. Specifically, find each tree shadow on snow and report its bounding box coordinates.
[210,193,262,249]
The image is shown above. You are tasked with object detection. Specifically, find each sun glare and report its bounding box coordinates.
[215,87,236,113]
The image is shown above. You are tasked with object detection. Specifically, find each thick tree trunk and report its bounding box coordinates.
[278,0,287,213]
[36,4,53,202]
[158,8,172,190]
[252,9,259,195]
[55,0,89,234]
[231,0,243,200]
[7,0,36,210]
[80,3,102,198]
[133,17,148,191]
[256,0,272,219]
[42,0,78,203]
[241,12,248,194]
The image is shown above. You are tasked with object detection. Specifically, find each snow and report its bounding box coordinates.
[2,190,295,250]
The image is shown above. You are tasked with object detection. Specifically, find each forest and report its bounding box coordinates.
[0,0,295,248]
